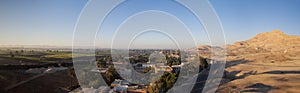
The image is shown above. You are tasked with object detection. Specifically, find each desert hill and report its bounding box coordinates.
[208,30,300,93]
[198,30,300,62]
[227,30,300,62]
[228,30,300,55]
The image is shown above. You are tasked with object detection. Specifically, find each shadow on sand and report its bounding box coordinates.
[262,70,300,74]
[191,59,252,93]
[225,59,250,68]
[241,83,273,93]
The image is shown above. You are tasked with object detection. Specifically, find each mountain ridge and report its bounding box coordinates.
[216,30,300,93]
[228,30,300,54]
[197,30,300,62]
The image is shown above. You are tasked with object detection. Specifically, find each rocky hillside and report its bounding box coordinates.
[227,30,300,62]
[198,30,300,62]
[215,30,300,93]
[228,30,300,54]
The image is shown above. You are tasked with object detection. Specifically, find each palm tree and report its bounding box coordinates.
[68,67,76,86]
[199,57,208,69]
[105,67,120,84]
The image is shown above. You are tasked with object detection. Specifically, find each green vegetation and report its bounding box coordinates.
[199,57,208,69]
[0,49,49,65]
[96,56,111,68]
[0,48,209,92]
[166,55,181,66]
[0,48,101,65]
[144,66,152,73]
[104,67,121,85]
[147,56,209,93]
[42,53,73,59]
[148,73,178,93]
[97,61,107,68]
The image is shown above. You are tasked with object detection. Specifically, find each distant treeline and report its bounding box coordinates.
[0,63,73,70]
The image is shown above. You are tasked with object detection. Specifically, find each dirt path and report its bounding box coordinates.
[5,73,45,90]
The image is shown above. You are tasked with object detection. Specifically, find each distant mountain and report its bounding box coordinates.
[198,30,300,62]
[227,30,300,54]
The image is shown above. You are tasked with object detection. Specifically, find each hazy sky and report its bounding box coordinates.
[0,0,299,48]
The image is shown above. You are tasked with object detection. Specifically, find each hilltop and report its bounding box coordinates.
[196,30,300,92]
[213,30,300,93]
[226,30,300,62]
[198,30,300,62]
[228,30,299,54]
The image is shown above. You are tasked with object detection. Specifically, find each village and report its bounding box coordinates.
[71,49,209,93]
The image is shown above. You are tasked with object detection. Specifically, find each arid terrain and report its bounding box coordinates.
[0,30,299,93]
[198,30,300,93]
[0,49,78,93]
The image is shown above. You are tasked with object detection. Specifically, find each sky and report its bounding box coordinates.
[0,0,299,49]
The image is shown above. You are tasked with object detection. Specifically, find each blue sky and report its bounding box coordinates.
[0,0,299,48]
[211,0,300,43]
[0,0,87,46]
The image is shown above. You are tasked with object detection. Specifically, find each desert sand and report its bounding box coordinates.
[199,30,300,93]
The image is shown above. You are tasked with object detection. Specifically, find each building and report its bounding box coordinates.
[110,79,148,93]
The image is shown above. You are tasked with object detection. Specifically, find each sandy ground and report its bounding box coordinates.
[217,52,300,93]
